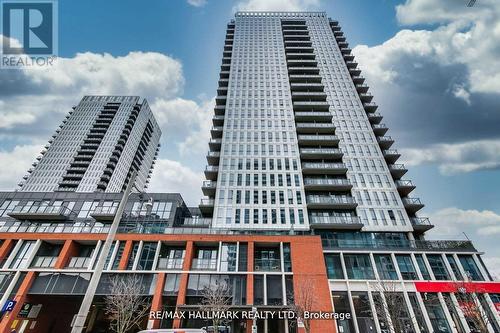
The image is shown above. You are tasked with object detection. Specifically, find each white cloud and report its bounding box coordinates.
[483,257,500,280]
[187,0,207,7]
[147,159,203,206]
[0,144,43,190]
[151,97,214,155]
[353,0,500,96]
[429,207,500,237]
[428,207,500,278]
[396,0,497,25]
[401,139,500,174]
[234,0,320,12]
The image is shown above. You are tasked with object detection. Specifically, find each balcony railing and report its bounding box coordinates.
[157,258,184,270]
[192,258,217,270]
[322,239,476,252]
[31,256,58,268]
[309,215,362,227]
[182,217,212,228]
[301,162,347,173]
[303,178,351,187]
[254,259,281,272]
[66,256,91,269]
[199,199,215,206]
[90,206,117,221]
[307,195,356,205]
[8,205,75,221]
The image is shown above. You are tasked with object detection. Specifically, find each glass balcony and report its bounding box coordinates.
[293,101,330,111]
[297,134,339,146]
[410,217,434,232]
[31,256,58,268]
[395,180,416,196]
[377,136,394,149]
[372,123,388,135]
[359,93,374,103]
[182,217,212,228]
[367,112,383,124]
[254,259,281,272]
[306,195,357,209]
[90,206,117,221]
[66,256,91,269]
[309,215,362,230]
[202,180,217,196]
[363,102,378,112]
[208,138,222,151]
[191,258,217,270]
[402,198,424,213]
[8,205,75,221]
[204,166,219,180]
[157,258,184,270]
[301,162,348,174]
[299,148,343,159]
[206,151,220,165]
[322,239,475,252]
[210,126,223,138]
[199,199,215,215]
[303,177,352,190]
[296,122,335,133]
[294,112,332,121]
[383,149,401,163]
[389,164,407,179]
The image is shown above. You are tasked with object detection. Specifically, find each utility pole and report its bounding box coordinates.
[71,170,137,333]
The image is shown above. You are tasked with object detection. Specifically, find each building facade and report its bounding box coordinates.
[0,12,499,333]
[19,95,161,193]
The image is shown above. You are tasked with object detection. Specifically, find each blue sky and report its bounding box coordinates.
[1,0,499,274]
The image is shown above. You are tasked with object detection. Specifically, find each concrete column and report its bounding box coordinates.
[173,241,194,329]
[0,271,36,332]
[148,272,166,329]
[118,240,134,270]
[55,239,78,269]
[0,239,15,267]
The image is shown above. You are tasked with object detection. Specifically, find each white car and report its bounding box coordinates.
[138,329,207,333]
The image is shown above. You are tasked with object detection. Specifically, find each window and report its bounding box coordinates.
[325,254,344,279]
[458,255,483,281]
[414,254,431,280]
[396,255,418,280]
[344,254,375,280]
[137,242,157,270]
[446,255,462,280]
[126,242,140,270]
[374,254,397,280]
[427,255,450,280]
[10,240,36,269]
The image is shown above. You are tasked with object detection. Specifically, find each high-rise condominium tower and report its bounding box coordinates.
[19,96,161,193]
[202,12,424,234]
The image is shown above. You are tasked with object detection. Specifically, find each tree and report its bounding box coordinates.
[200,279,232,333]
[370,281,415,333]
[104,274,150,333]
[287,280,317,333]
[446,279,491,333]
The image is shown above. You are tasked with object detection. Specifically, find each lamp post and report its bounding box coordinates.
[71,171,138,333]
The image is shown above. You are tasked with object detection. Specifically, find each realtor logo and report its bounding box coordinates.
[1,0,57,68]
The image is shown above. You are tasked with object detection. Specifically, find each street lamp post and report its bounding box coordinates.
[71,171,138,333]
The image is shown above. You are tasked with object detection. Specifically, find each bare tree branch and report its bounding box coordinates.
[200,278,232,333]
[105,274,150,333]
[287,280,316,333]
